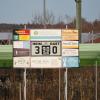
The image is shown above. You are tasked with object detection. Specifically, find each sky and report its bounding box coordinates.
[0,0,100,24]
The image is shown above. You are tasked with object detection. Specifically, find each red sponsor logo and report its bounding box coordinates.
[15,30,30,35]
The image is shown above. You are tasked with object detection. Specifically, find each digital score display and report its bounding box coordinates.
[31,41,61,56]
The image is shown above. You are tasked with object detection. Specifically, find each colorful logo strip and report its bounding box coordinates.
[62,29,79,67]
[13,29,30,41]
[13,29,30,68]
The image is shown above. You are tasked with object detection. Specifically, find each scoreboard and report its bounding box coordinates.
[13,29,79,68]
[31,41,61,56]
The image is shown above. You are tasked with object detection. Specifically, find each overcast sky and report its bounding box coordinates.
[0,0,100,24]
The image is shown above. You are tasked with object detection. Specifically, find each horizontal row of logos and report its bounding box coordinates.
[13,35,78,41]
[14,48,79,57]
[13,56,79,68]
[14,41,79,49]
[13,29,78,41]
[13,41,79,57]
[13,29,78,36]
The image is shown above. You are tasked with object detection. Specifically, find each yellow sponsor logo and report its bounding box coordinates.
[19,35,30,40]
[62,29,79,40]
[62,45,78,49]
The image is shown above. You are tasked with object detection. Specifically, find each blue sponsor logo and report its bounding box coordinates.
[63,56,79,67]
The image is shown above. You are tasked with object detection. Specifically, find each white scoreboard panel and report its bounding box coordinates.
[13,29,79,68]
[31,41,61,56]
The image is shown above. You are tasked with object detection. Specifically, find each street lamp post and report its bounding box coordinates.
[75,0,82,43]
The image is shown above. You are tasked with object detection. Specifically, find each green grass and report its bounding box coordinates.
[0,45,13,68]
[79,43,100,67]
[0,45,12,52]
[80,58,100,67]
[0,59,13,68]
[0,52,12,59]
[80,59,95,67]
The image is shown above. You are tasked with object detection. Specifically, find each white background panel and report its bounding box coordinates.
[31,57,62,68]
[30,29,61,36]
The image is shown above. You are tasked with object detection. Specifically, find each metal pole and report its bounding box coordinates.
[24,24,27,100]
[95,61,97,100]
[19,83,22,100]
[65,68,67,100]
[24,69,26,100]
[59,68,61,100]
[75,0,82,43]
[43,0,46,28]
[24,24,27,29]
[92,30,94,43]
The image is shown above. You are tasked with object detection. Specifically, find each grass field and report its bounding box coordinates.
[0,59,13,68]
[80,43,100,67]
[0,45,13,68]
[80,58,100,67]
[0,44,100,68]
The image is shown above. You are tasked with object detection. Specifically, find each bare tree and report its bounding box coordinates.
[45,11,55,24]
[65,14,74,24]
[32,13,44,24]
[32,10,55,25]
[57,16,64,24]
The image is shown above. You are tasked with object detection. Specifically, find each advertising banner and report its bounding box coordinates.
[19,35,30,41]
[62,29,78,41]
[63,56,79,67]
[13,29,30,35]
[62,49,78,56]
[13,29,30,41]
[62,41,79,49]
[31,57,62,68]
[30,29,61,41]
[13,41,30,49]
[13,57,30,68]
